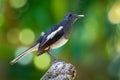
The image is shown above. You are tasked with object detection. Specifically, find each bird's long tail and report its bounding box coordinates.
[10,43,39,65]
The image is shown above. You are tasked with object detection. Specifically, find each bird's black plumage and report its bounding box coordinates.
[10,12,84,65]
[37,24,64,55]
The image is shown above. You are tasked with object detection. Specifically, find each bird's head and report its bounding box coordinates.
[63,12,84,24]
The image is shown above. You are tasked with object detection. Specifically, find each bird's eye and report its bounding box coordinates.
[69,14,72,17]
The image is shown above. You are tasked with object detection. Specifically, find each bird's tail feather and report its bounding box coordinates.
[10,43,39,65]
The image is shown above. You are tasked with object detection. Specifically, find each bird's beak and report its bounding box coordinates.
[77,15,84,18]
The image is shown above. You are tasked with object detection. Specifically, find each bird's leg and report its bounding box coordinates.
[47,49,58,60]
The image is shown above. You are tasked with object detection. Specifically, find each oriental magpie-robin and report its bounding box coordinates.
[10,12,84,65]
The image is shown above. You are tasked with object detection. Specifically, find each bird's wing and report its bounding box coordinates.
[37,26,64,54]
[42,26,63,46]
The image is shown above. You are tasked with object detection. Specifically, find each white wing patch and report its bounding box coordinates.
[41,26,63,46]
[47,26,63,40]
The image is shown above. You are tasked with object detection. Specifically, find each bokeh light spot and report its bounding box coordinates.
[15,47,33,65]
[19,28,35,45]
[34,53,51,70]
[9,0,27,9]
[108,1,120,24]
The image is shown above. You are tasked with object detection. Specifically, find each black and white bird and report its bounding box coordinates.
[10,12,84,65]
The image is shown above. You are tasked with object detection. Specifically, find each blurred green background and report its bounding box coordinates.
[0,0,120,80]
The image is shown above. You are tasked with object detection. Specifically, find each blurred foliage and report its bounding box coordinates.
[0,0,120,80]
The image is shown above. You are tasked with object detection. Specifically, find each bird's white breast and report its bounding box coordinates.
[50,36,68,49]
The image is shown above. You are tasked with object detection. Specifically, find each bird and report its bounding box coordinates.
[10,12,84,65]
